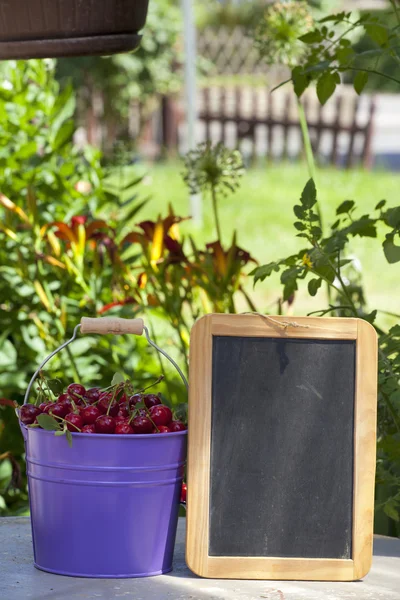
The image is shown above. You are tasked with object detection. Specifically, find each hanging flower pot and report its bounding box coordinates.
[0,0,150,59]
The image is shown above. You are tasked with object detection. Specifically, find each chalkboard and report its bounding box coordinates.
[186,314,377,581]
[210,336,355,559]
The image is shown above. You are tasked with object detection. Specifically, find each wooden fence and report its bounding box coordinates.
[194,87,376,168]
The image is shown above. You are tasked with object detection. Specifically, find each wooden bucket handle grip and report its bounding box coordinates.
[80,317,144,336]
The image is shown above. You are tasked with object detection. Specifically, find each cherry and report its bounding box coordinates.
[118,392,128,404]
[128,394,142,409]
[95,415,116,434]
[67,383,86,400]
[58,393,71,403]
[20,405,41,425]
[65,413,83,432]
[39,402,51,412]
[169,420,187,432]
[131,415,153,434]
[81,405,101,425]
[117,404,129,418]
[115,413,129,423]
[153,425,171,433]
[48,403,69,419]
[98,395,119,417]
[181,482,187,503]
[149,405,172,427]
[85,388,101,403]
[115,423,134,434]
[82,424,96,433]
[144,394,162,409]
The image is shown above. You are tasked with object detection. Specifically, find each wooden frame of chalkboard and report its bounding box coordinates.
[186,314,377,581]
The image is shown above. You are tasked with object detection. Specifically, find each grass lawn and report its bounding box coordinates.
[140,160,400,326]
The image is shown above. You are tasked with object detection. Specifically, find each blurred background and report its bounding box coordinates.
[1,0,400,537]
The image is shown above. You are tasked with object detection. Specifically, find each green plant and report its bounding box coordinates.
[251,1,400,535]
[0,64,258,515]
[275,1,400,103]
[252,179,400,533]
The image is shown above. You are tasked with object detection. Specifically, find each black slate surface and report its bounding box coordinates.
[209,336,355,559]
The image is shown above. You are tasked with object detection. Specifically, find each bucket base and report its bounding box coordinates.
[0,33,142,59]
[34,563,173,579]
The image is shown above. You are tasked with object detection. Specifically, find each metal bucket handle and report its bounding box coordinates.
[23,317,188,405]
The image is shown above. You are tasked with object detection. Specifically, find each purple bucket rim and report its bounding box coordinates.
[21,423,187,439]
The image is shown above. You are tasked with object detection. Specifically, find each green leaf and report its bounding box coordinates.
[46,379,64,396]
[52,120,75,151]
[364,310,377,325]
[300,179,317,209]
[383,501,399,522]
[308,278,322,297]
[66,429,73,448]
[336,200,355,215]
[111,372,125,386]
[293,70,309,98]
[375,199,386,210]
[280,267,299,301]
[354,72,368,95]
[336,46,355,65]
[36,414,61,431]
[293,204,306,219]
[252,262,281,284]
[319,12,346,24]
[365,24,388,47]
[317,73,337,105]
[299,30,323,44]
[383,207,400,228]
[383,235,400,264]
[294,221,306,231]
[347,216,376,238]
[311,226,322,239]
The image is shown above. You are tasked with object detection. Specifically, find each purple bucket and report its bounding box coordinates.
[22,425,187,577]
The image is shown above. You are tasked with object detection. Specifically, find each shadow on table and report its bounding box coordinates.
[373,536,400,558]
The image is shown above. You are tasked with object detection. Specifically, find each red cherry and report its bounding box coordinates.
[153,425,171,433]
[20,405,42,425]
[81,405,101,425]
[65,413,83,432]
[84,388,101,403]
[39,402,51,412]
[95,415,116,434]
[48,403,69,418]
[118,403,129,418]
[118,392,128,404]
[128,394,143,409]
[58,393,70,403]
[115,413,129,423]
[144,394,162,409]
[181,482,187,503]
[82,424,96,433]
[131,415,153,434]
[98,395,119,417]
[115,423,134,434]
[169,420,187,432]
[149,405,172,426]
[67,383,86,400]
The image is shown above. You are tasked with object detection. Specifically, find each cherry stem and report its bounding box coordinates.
[52,414,82,433]
[106,386,119,416]
[136,375,164,395]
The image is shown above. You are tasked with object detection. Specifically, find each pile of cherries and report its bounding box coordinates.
[19,382,187,435]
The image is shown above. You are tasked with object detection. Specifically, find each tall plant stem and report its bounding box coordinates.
[65,345,81,383]
[211,185,222,242]
[297,99,325,230]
